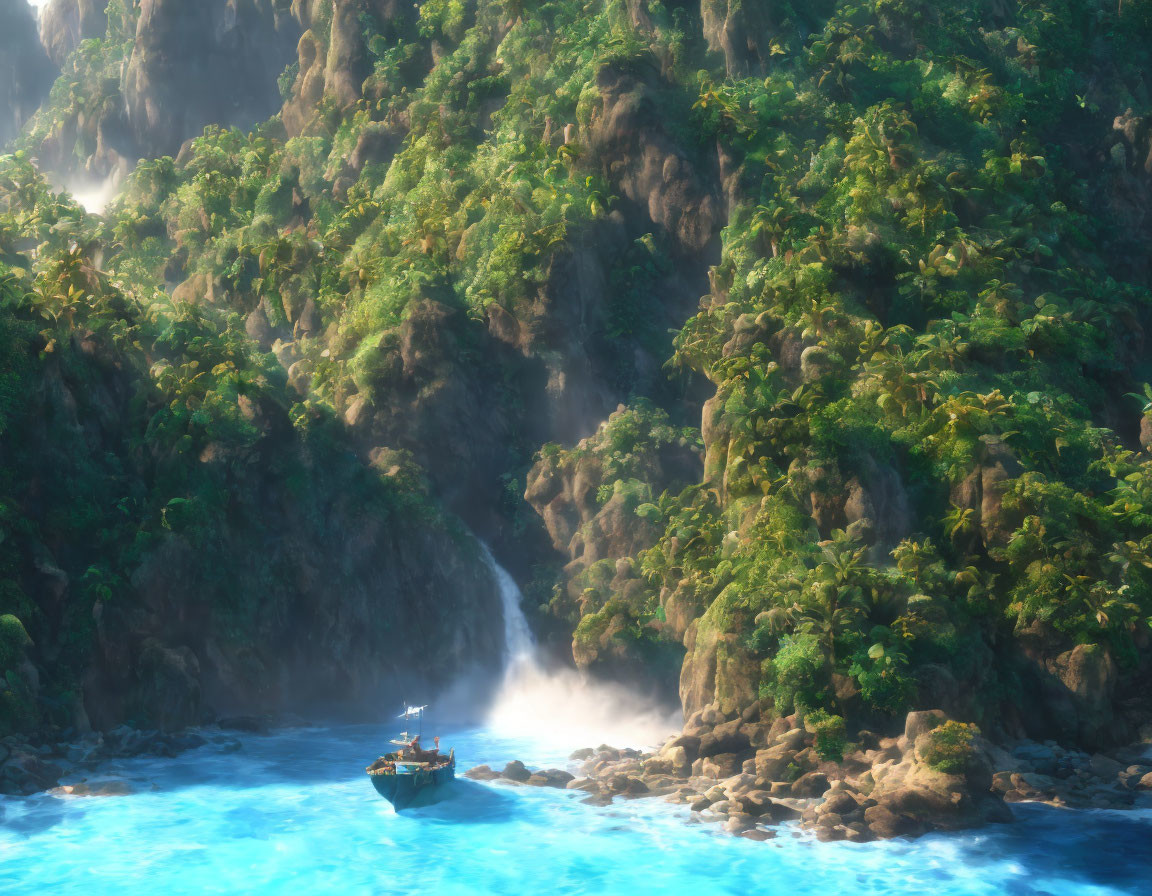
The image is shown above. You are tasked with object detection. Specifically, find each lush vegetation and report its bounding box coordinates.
[636,0,1152,740]
[3,0,1152,744]
[0,152,454,735]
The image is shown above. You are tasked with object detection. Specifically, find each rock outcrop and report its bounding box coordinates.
[0,0,57,147]
[124,0,303,157]
[555,709,1152,843]
[281,0,427,137]
[588,63,721,257]
[38,0,108,66]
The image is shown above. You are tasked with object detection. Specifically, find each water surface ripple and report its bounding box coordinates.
[1,725,1149,895]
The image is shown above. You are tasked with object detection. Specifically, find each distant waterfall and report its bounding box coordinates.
[480,545,681,749]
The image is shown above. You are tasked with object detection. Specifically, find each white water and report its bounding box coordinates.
[481,546,681,750]
[66,176,120,215]
[5,725,1149,896]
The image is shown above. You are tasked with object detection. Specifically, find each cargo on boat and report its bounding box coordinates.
[366,705,455,810]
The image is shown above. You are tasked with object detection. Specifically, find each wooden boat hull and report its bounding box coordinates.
[369,760,456,810]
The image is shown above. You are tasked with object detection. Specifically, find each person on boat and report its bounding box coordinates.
[406,735,442,764]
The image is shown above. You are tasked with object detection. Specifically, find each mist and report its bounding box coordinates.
[65,174,120,215]
[481,547,681,751]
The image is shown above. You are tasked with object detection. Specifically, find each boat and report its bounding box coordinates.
[365,705,455,810]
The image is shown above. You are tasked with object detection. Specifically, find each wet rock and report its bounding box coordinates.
[55,778,135,798]
[607,774,648,796]
[864,804,922,839]
[501,760,532,783]
[526,769,575,788]
[819,791,862,817]
[0,750,63,796]
[465,765,500,781]
[723,814,754,834]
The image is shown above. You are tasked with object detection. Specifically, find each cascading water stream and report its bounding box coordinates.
[481,545,681,750]
[486,547,537,664]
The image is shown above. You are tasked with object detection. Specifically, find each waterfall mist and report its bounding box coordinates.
[65,174,120,215]
[481,546,681,750]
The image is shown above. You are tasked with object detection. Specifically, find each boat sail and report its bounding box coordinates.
[366,705,455,810]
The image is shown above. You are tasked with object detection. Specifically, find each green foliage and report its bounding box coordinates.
[804,707,848,762]
[921,720,979,775]
[0,615,35,732]
[0,615,31,669]
[5,0,1152,742]
[759,633,826,714]
[0,154,456,736]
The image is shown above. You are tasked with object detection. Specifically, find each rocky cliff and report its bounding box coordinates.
[38,0,108,66]
[0,0,57,148]
[2,0,1152,782]
[0,159,502,737]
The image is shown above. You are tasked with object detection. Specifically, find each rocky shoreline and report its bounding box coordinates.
[0,719,271,798]
[469,708,1152,843]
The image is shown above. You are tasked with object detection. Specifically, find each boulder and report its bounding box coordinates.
[698,721,752,758]
[819,791,862,817]
[864,804,921,839]
[606,774,648,796]
[501,760,531,783]
[904,710,949,742]
[754,746,795,781]
[791,772,830,799]
[701,753,743,778]
[1088,754,1125,780]
[0,750,63,796]
[526,769,575,788]
[862,723,1012,839]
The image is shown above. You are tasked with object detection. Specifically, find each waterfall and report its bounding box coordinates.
[482,545,536,664]
[480,545,681,750]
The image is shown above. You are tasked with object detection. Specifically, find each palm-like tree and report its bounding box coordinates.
[791,536,871,679]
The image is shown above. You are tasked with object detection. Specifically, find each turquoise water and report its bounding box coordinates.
[1,725,1149,895]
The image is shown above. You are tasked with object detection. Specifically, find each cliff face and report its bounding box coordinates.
[124,0,303,157]
[24,0,304,180]
[4,0,1152,756]
[38,0,108,66]
[0,0,57,148]
[0,159,503,736]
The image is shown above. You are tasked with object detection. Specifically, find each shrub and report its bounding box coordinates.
[921,720,979,775]
[804,708,847,762]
